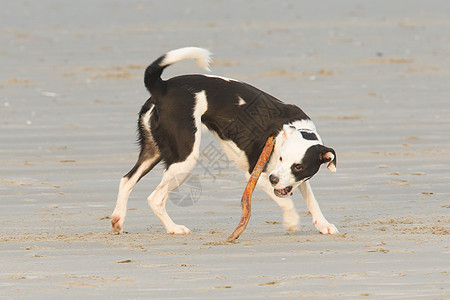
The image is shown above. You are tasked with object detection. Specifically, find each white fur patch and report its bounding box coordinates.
[160,47,212,71]
[192,91,208,158]
[211,132,249,172]
[202,74,238,82]
[141,104,154,133]
[194,91,208,122]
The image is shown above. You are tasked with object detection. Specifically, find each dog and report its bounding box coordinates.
[111,47,338,236]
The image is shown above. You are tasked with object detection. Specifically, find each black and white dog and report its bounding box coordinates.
[111,47,338,235]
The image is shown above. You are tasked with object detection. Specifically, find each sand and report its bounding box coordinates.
[1,0,449,298]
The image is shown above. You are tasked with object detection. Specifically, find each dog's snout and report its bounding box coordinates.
[269,174,279,185]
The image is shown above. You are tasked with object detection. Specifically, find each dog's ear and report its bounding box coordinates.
[282,124,297,140]
[319,146,337,173]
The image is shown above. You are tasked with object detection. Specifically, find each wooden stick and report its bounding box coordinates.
[226,136,276,242]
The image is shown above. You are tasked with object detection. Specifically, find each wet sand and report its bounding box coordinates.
[1,0,449,298]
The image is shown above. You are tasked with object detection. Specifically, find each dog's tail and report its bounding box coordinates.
[144,47,211,94]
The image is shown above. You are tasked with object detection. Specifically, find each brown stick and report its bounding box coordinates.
[226,136,276,242]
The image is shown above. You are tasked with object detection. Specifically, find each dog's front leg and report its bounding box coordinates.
[255,174,300,233]
[299,181,338,234]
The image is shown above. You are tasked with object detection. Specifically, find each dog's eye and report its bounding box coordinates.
[279,157,283,162]
[293,164,303,172]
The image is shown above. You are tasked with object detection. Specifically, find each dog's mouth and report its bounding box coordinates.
[274,186,293,197]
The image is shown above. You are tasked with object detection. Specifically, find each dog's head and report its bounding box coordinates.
[269,124,336,197]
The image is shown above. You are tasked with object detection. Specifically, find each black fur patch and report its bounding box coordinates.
[300,131,318,141]
[291,144,336,182]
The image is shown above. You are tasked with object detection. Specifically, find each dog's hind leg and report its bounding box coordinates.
[111,103,161,233]
[111,154,160,233]
[146,91,207,235]
[111,150,160,233]
[147,155,198,235]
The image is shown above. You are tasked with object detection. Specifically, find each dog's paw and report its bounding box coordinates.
[284,211,300,233]
[168,225,191,235]
[284,222,299,233]
[314,219,339,235]
[111,215,124,234]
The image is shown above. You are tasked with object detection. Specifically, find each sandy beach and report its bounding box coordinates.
[1,0,449,298]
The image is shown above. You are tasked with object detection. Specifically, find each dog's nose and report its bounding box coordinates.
[269,174,279,185]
